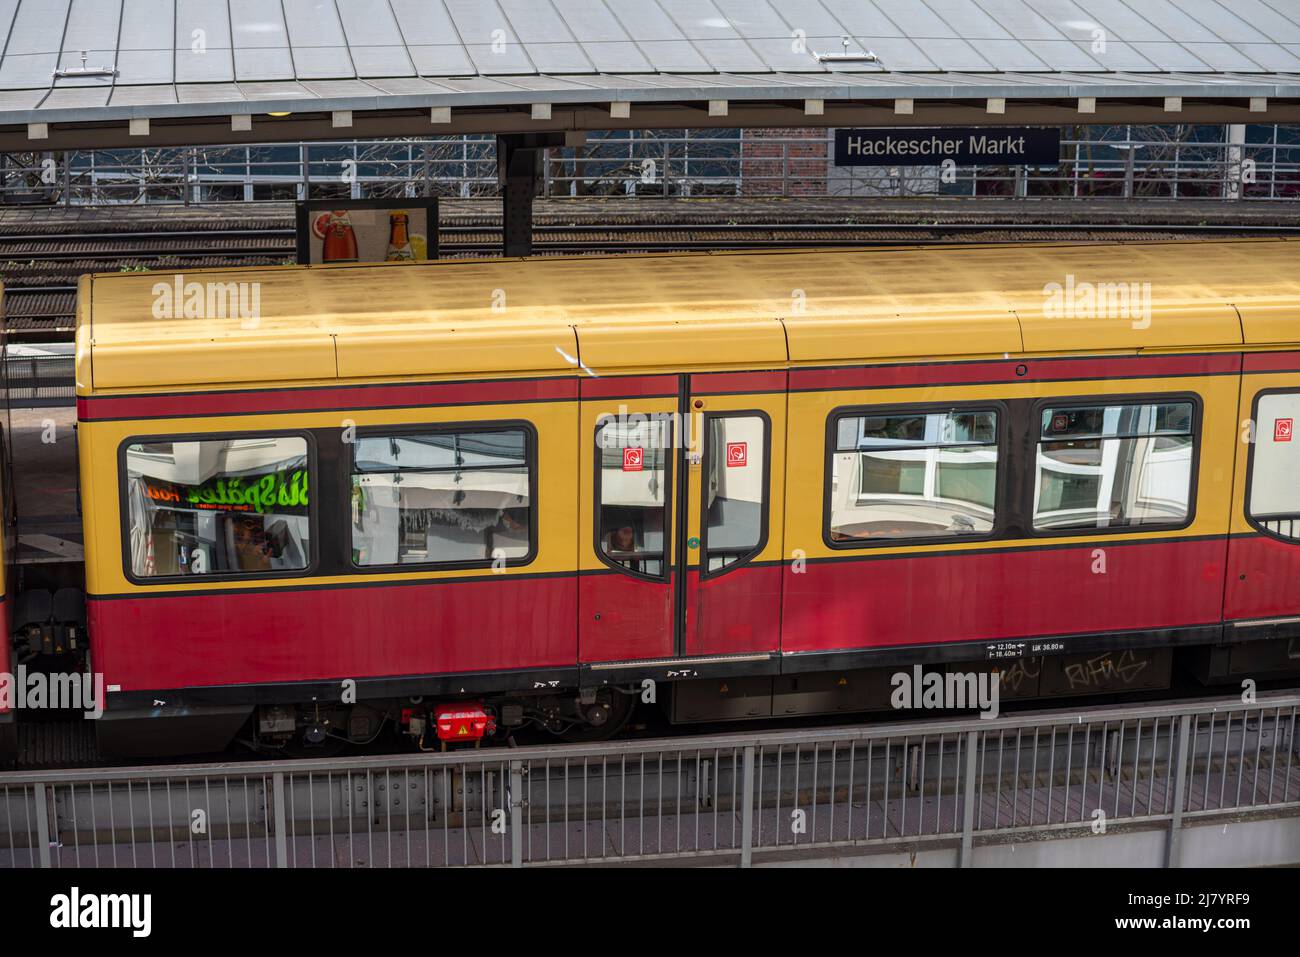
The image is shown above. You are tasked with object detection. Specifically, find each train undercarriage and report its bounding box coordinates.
[22,632,1296,763]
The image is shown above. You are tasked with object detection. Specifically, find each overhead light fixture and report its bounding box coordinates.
[267,111,292,117]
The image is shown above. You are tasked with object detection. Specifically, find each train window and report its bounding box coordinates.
[123,436,311,578]
[349,428,532,567]
[702,414,767,575]
[1033,401,1194,532]
[1249,392,1300,541]
[828,409,998,543]
[596,414,671,578]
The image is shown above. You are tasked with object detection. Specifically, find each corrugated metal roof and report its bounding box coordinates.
[0,0,1297,128]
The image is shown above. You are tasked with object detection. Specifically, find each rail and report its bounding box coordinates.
[2,692,1297,868]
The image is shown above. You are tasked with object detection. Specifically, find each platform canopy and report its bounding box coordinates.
[1,0,1300,150]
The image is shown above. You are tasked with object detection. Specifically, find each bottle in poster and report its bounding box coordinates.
[314,210,358,263]
[385,211,415,261]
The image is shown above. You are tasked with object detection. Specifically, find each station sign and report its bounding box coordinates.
[834,127,1060,167]
[296,197,439,265]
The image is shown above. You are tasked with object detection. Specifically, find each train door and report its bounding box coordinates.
[681,375,786,658]
[579,382,681,662]
[578,374,785,665]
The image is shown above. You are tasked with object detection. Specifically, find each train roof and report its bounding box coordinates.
[73,239,1300,394]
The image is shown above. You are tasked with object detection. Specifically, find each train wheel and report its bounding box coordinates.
[555,689,635,743]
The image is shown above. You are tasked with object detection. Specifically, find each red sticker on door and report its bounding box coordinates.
[726,441,748,467]
[622,447,644,471]
[1276,418,1293,442]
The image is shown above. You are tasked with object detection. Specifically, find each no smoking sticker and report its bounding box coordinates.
[623,447,644,471]
[1276,419,1293,442]
[726,442,747,467]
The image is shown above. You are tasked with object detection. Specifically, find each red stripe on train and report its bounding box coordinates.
[77,377,578,420]
[87,577,577,692]
[78,352,1258,422]
[781,537,1230,653]
[579,375,678,400]
[691,370,786,394]
[1244,350,1300,374]
[84,536,1251,696]
[790,353,1240,392]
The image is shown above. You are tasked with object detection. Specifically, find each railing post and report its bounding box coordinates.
[1165,714,1192,868]
[510,760,524,869]
[33,782,52,868]
[272,772,288,868]
[740,745,755,868]
[959,730,979,867]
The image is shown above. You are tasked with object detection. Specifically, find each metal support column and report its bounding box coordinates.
[33,782,52,868]
[1165,714,1192,868]
[740,745,755,868]
[959,730,979,867]
[273,771,288,868]
[510,760,524,868]
[497,132,567,257]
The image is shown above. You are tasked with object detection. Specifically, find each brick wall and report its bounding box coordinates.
[740,128,830,195]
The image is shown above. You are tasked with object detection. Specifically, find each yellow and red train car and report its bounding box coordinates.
[72,240,1300,754]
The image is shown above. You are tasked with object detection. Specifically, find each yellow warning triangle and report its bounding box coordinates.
[457,724,469,735]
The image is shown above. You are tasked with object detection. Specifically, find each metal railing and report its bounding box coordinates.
[3,351,75,407]
[2,692,1297,868]
[3,126,1300,205]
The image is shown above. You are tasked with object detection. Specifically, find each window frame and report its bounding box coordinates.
[1026,392,1201,539]
[1244,387,1300,542]
[822,400,1009,551]
[117,428,320,585]
[698,409,771,581]
[593,411,675,583]
[344,419,539,573]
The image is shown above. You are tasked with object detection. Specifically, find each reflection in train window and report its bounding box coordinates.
[1034,401,1193,532]
[124,435,311,578]
[1249,392,1300,541]
[350,428,531,567]
[703,415,766,573]
[828,409,998,543]
[596,414,670,578]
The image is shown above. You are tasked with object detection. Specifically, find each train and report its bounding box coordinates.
[4,237,1300,759]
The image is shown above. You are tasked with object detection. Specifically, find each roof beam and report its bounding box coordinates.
[4,99,1299,152]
